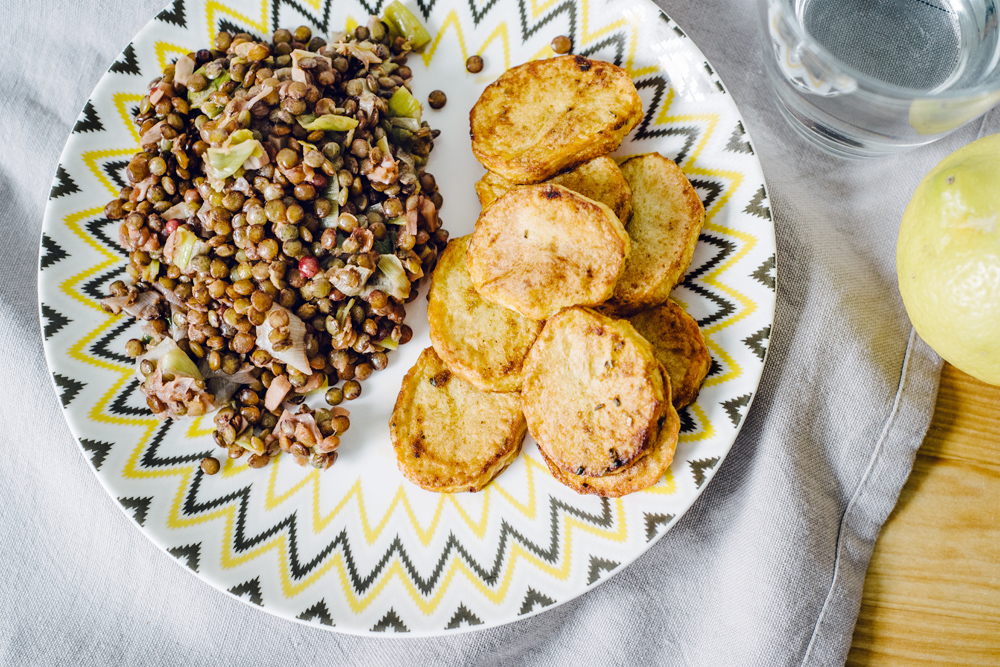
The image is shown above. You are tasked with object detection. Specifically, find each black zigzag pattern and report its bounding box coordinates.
[119,496,152,526]
[632,76,701,165]
[644,512,673,542]
[726,121,752,154]
[109,388,621,592]
[50,165,80,199]
[298,600,335,625]
[92,316,139,367]
[586,556,618,584]
[156,0,186,27]
[752,254,775,290]
[467,0,501,25]
[184,457,616,591]
[578,32,626,67]
[722,393,752,428]
[73,101,104,133]
[229,578,264,605]
[110,43,141,75]
[745,186,770,219]
[657,10,686,38]
[701,60,725,94]
[53,373,84,407]
[41,304,71,339]
[518,588,554,615]
[82,264,126,306]
[515,0,577,45]
[446,603,482,628]
[744,326,771,361]
[269,0,334,34]
[110,378,151,418]
[85,216,128,259]
[80,438,113,471]
[705,355,723,380]
[678,405,695,433]
[168,543,202,571]
[689,177,723,213]
[689,457,719,489]
[372,608,408,632]
[104,357,625,603]
[40,234,68,270]
[217,19,266,43]
[680,233,736,328]
[102,159,130,192]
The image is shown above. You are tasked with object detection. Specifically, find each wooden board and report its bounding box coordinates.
[847,363,1000,666]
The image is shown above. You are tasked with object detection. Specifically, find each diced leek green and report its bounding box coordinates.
[159,346,203,381]
[188,70,230,107]
[386,215,408,226]
[228,129,254,144]
[389,126,415,150]
[306,374,329,395]
[171,227,199,270]
[205,139,263,180]
[234,428,265,455]
[143,259,160,282]
[373,232,396,255]
[202,102,223,119]
[321,178,340,227]
[296,114,359,132]
[383,1,432,52]
[388,87,422,121]
[377,134,392,158]
[335,298,356,327]
[376,337,398,350]
[378,254,410,299]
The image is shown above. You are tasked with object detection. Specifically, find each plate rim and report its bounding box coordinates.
[37,0,778,637]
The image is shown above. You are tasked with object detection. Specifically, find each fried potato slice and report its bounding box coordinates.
[475,157,633,223]
[628,300,711,409]
[541,392,680,497]
[603,153,706,316]
[521,308,669,477]
[428,236,543,392]
[467,184,630,321]
[470,55,643,183]
[390,347,526,493]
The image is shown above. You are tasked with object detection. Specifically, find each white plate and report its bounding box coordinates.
[39,0,776,635]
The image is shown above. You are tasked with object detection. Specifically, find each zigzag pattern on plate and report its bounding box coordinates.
[40,0,773,632]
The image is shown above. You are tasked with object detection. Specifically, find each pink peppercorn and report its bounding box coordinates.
[299,256,320,278]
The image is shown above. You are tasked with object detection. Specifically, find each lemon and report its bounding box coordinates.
[897,133,1000,385]
[908,91,1000,136]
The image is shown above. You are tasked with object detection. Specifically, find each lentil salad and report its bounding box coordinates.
[101,6,447,471]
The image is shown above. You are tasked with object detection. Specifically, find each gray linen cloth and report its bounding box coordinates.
[2,0,993,664]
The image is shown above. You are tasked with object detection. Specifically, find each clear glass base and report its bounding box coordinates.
[771,94,934,158]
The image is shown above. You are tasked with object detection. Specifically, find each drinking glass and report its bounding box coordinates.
[760,0,1000,157]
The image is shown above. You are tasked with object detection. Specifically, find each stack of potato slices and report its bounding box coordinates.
[390,55,711,497]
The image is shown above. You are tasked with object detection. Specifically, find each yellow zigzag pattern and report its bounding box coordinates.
[205,0,269,42]
[155,41,191,73]
[51,0,763,621]
[655,88,757,388]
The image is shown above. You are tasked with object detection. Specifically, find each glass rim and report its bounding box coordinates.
[766,0,1000,100]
